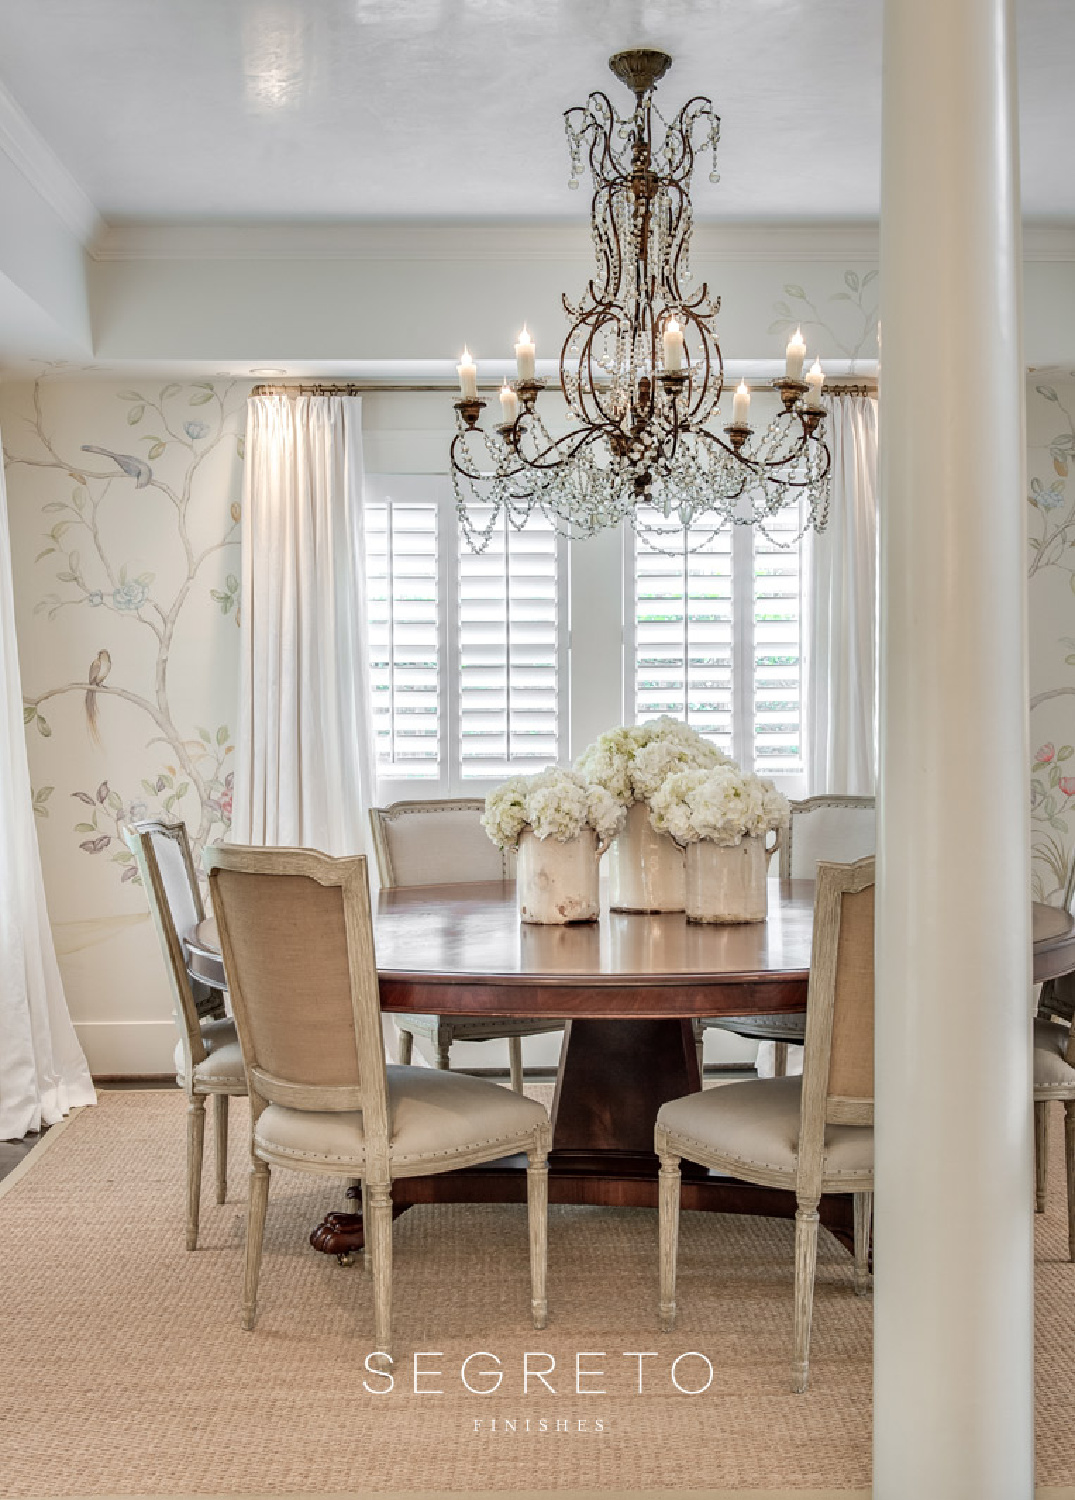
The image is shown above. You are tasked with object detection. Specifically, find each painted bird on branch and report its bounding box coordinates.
[80,446,152,488]
[86,648,111,744]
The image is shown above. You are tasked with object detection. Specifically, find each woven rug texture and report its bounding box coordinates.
[0,1088,1070,1494]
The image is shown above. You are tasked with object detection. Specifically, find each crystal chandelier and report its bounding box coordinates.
[449,49,832,554]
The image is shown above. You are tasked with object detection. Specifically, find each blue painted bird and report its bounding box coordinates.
[80,445,152,488]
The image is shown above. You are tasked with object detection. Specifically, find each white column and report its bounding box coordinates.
[875,1,1032,1497]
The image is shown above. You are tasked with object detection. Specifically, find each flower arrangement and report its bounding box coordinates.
[574,717,732,807]
[649,764,791,847]
[483,767,625,850]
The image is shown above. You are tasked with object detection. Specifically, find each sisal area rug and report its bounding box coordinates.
[0,1088,1071,1496]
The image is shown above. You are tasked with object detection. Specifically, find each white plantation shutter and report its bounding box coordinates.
[753,504,805,773]
[365,496,440,781]
[631,510,735,757]
[629,506,805,780]
[458,507,562,780]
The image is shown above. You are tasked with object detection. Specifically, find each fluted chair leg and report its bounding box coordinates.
[773,1042,789,1079]
[186,1094,206,1251]
[368,1182,394,1354]
[658,1150,681,1331]
[214,1093,229,1205]
[853,1191,872,1294]
[360,1178,371,1271]
[1035,1099,1049,1213]
[509,1037,525,1095]
[242,1159,271,1331]
[792,1197,820,1393]
[397,1029,413,1066]
[526,1143,549,1328]
[1065,1101,1075,1261]
[436,1039,451,1070]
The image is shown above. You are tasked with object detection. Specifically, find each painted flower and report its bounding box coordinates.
[184,420,210,440]
[218,772,233,824]
[1060,777,1075,798]
[1030,477,1065,511]
[1036,743,1056,765]
[112,579,147,611]
[86,590,103,607]
[128,800,148,820]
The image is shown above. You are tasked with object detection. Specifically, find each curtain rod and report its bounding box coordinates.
[251,378,878,398]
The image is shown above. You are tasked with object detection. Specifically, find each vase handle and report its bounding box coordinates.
[766,828,783,870]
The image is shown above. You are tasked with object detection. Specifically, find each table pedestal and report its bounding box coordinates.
[309,1015,855,1259]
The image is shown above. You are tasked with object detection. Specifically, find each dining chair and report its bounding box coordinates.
[207,843,551,1351]
[1033,965,1075,1257]
[370,799,564,1091]
[124,819,246,1250]
[696,795,876,1080]
[659,856,875,1393]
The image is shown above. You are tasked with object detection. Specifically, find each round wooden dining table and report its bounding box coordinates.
[185,879,1075,1259]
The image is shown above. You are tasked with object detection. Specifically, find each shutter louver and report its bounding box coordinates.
[458,507,560,780]
[632,510,735,756]
[365,500,440,780]
[753,507,804,772]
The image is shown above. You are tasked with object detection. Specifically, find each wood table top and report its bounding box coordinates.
[186,880,1075,990]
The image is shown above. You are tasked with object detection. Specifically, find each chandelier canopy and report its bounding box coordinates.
[450,49,832,553]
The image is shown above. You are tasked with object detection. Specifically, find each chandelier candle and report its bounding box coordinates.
[457,348,477,401]
[785,328,807,381]
[499,382,519,426]
[449,48,831,553]
[805,358,825,409]
[732,381,751,426]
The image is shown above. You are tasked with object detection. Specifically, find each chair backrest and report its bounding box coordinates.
[206,845,391,1173]
[797,856,875,1199]
[124,820,207,1067]
[369,799,515,888]
[779,795,876,880]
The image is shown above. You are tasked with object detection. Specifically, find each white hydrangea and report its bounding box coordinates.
[574,717,733,807]
[483,767,626,850]
[649,764,791,847]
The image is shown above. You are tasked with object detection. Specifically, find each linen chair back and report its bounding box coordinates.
[124,820,207,1066]
[796,856,875,1200]
[206,846,391,1168]
[369,799,515,888]
[779,795,875,880]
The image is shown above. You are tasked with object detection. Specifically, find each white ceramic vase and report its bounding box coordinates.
[607,801,686,912]
[684,836,768,924]
[517,828,601,925]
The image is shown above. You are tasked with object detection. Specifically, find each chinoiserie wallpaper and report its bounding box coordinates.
[1,378,248,1072]
[1,366,1072,1073]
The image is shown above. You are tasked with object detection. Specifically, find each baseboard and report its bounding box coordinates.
[75,1020,176,1076]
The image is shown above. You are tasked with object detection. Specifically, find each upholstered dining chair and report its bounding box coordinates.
[206,843,551,1351]
[659,856,875,1393]
[370,799,564,1091]
[124,819,246,1250]
[696,795,876,1080]
[1033,966,1075,1257]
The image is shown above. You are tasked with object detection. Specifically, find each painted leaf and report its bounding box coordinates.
[71,791,95,805]
[34,549,55,563]
[1056,459,1068,478]
[1038,385,1059,402]
[175,781,190,799]
[36,715,51,737]
[112,848,134,863]
[121,864,140,884]
[845,269,860,292]
[1059,746,1074,761]
[75,822,95,833]
[148,442,166,460]
[230,501,241,524]
[189,390,214,406]
[79,836,111,854]
[784,283,805,299]
[198,726,211,743]
[23,704,35,724]
[216,724,229,745]
[36,787,53,802]
[96,781,109,803]
[117,390,143,402]
[159,382,181,399]
[862,268,879,286]
[127,405,145,425]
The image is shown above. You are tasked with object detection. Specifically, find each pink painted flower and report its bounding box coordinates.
[1060,777,1075,797]
[1036,743,1056,764]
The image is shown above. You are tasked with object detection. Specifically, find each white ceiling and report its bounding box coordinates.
[0,0,1071,229]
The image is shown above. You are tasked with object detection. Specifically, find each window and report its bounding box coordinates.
[365,477,567,797]
[625,502,806,785]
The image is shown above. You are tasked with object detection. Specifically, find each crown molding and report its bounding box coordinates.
[0,79,102,246]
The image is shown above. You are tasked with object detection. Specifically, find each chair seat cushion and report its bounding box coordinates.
[394,1013,564,1041]
[254,1064,548,1176]
[701,1013,806,1043]
[1034,1017,1075,1094]
[657,1075,872,1185]
[175,1017,246,1091]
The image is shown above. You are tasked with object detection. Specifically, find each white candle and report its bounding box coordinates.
[663,316,685,373]
[515,326,536,383]
[805,357,825,409]
[732,379,751,426]
[457,346,477,400]
[785,326,806,382]
[499,381,519,426]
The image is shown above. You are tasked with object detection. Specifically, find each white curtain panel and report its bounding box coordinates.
[805,392,879,796]
[0,449,95,1138]
[233,393,375,856]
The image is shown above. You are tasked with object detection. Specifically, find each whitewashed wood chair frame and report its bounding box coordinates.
[207,844,551,1352]
[696,796,876,1080]
[124,819,244,1250]
[1034,969,1075,1257]
[659,856,875,1393]
[370,800,564,1091]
